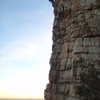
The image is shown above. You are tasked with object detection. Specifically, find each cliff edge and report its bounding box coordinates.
[45,0,100,100]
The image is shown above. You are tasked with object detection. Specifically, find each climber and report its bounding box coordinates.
[49,0,55,7]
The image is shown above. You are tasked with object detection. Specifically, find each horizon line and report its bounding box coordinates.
[0,98,44,100]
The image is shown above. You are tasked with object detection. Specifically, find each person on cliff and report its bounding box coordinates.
[49,0,55,7]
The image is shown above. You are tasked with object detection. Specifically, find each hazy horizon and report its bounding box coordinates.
[0,98,44,100]
[0,97,44,99]
[0,99,44,100]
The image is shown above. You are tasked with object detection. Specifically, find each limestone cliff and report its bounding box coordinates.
[45,0,100,100]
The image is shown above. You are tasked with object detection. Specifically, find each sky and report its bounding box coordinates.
[0,0,53,99]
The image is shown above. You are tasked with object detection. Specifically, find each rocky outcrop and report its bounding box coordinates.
[45,0,100,100]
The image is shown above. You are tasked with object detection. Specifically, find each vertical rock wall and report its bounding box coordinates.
[45,0,100,100]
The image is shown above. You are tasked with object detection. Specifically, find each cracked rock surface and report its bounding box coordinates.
[45,0,100,100]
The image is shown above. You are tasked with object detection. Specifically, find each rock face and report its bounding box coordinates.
[45,0,100,100]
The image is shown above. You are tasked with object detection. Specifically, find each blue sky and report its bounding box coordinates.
[0,0,53,99]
